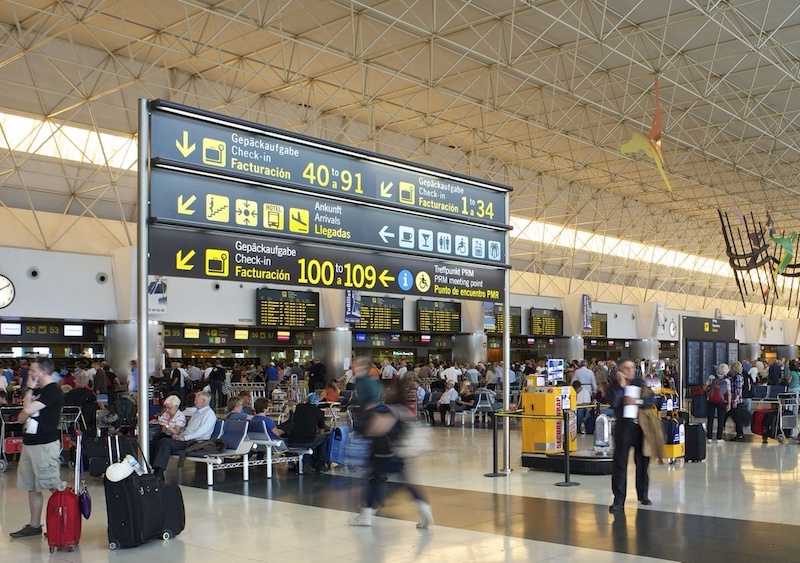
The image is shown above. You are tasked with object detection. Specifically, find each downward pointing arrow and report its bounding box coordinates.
[178,194,196,215]
[176,249,196,270]
[378,225,395,244]
[176,131,196,158]
[380,181,393,198]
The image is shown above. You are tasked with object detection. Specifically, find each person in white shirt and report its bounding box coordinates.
[572,380,593,433]
[338,368,356,390]
[380,360,397,380]
[442,363,461,385]
[151,391,217,479]
[425,379,459,426]
[571,359,598,396]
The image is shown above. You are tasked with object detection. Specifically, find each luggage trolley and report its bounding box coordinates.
[776,392,799,444]
[0,405,24,472]
[58,405,84,466]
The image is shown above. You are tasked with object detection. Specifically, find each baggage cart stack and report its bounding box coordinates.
[0,405,23,472]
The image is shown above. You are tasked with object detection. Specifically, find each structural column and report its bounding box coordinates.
[452,333,487,364]
[740,314,766,363]
[554,294,591,361]
[631,339,659,362]
[312,327,352,382]
[106,321,165,385]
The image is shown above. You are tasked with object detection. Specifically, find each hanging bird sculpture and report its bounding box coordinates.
[620,75,672,192]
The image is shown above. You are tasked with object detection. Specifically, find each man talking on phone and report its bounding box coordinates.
[10,357,64,538]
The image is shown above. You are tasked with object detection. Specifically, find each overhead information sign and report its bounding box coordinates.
[149,226,505,302]
[150,101,509,227]
[150,166,506,266]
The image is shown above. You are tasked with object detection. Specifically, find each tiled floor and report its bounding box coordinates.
[0,419,798,562]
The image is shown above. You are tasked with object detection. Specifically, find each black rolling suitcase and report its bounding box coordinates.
[684,423,706,462]
[161,483,186,538]
[103,436,183,550]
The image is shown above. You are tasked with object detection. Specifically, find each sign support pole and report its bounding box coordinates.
[502,197,511,473]
[137,98,151,463]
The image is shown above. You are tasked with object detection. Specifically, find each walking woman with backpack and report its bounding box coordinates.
[705,363,731,443]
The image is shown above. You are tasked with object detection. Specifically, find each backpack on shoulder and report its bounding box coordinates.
[707,378,726,404]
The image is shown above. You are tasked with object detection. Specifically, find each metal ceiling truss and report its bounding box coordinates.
[0,0,799,314]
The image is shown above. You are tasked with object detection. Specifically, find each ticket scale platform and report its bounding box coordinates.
[519,383,614,475]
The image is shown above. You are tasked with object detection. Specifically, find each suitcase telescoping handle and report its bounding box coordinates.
[106,434,153,474]
[74,430,83,491]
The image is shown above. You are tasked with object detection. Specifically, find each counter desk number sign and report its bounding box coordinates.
[0,275,15,308]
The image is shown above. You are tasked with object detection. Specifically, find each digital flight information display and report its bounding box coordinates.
[256,288,319,328]
[583,313,608,338]
[487,305,522,334]
[530,308,564,337]
[417,300,461,333]
[354,296,403,331]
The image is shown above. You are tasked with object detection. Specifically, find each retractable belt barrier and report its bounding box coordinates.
[485,410,580,487]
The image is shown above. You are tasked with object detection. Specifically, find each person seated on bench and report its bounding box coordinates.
[225,397,252,421]
[425,378,459,426]
[150,394,186,445]
[251,397,284,441]
[285,393,327,472]
[448,382,477,426]
[319,380,341,404]
[152,391,217,480]
[239,391,255,415]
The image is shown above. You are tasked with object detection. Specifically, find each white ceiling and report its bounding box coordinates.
[1,0,799,311]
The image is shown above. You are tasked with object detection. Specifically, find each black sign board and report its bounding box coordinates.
[148,226,504,302]
[163,324,313,346]
[353,296,403,331]
[417,300,461,333]
[256,289,319,328]
[508,336,556,350]
[529,308,564,337]
[0,321,105,343]
[150,166,506,266]
[352,332,451,348]
[682,317,736,341]
[150,101,509,227]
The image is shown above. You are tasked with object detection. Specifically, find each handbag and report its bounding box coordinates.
[392,419,434,459]
[79,482,92,519]
[382,404,434,459]
[78,435,91,519]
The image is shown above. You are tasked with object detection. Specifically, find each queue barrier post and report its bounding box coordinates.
[555,409,580,487]
[484,411,506,478]
[485,410,580,487]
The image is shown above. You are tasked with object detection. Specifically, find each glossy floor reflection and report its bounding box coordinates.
[1,419,798,562]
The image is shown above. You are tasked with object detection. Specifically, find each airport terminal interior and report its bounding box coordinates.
[3,1,800,562]
[2,421,800,563]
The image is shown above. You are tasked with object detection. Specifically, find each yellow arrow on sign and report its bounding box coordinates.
[380,181,393,198]
[378,269,395,287]
[176,131,196,158]
[177,194,196,215]
[176,249,196,270]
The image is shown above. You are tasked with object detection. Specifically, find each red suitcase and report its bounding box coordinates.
[751,409,773,436]
[46,433,84,553]
[46,488,82,552]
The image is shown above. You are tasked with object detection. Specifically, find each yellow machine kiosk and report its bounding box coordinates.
[521,385,578,454]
